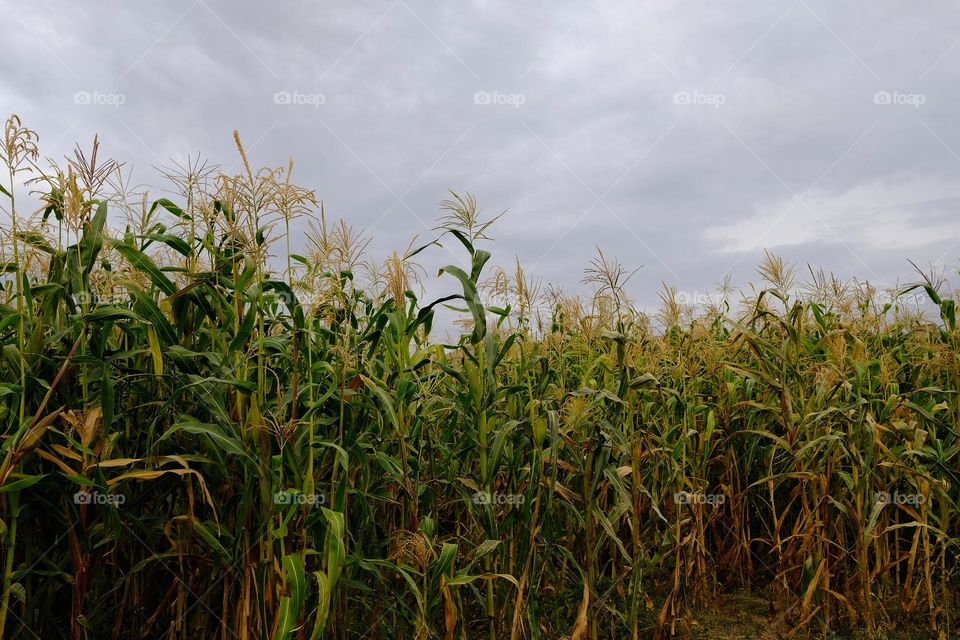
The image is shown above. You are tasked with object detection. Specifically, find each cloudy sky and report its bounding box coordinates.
[3,0,959,316]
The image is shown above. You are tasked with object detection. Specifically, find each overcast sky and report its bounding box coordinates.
[3,0,959,317]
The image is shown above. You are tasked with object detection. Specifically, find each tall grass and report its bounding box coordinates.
[0,114,957,639]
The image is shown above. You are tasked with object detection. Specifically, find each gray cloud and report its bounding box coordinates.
[2,0,958,316]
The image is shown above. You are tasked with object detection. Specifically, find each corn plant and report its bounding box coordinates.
[0,114,956,639]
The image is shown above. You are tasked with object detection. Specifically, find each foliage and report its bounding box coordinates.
[0,115,957,639]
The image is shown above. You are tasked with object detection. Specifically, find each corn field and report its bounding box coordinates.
[0,114,957,639]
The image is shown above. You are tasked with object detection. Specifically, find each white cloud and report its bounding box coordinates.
[706,176,960,253]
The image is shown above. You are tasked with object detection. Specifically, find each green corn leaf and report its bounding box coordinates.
[272,597,296,640]
[162,416,255,466]
[113,242,177,295]
[438,264,486,344]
